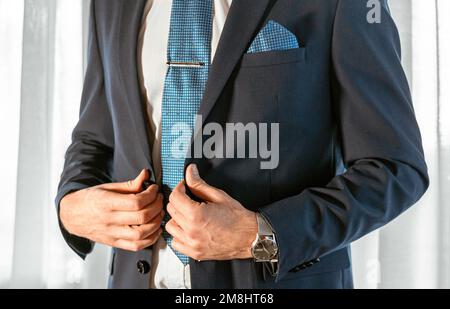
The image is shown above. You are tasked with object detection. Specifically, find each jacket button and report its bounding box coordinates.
[137,260,151,275]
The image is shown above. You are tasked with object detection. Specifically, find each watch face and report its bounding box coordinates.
[252,237,278,261]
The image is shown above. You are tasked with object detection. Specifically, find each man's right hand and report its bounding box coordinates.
[59,169,164,252]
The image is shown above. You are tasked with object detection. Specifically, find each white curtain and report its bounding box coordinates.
[0,0,110,289]
[0,0,448,289]
[352,0,450,289]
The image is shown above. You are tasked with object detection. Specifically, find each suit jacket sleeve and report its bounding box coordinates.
[55,1,114,259]
[260,0,429,281]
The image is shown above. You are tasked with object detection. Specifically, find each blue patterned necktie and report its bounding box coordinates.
[160,0,213,265]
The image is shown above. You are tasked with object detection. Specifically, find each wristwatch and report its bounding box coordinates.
[251,213,278,262]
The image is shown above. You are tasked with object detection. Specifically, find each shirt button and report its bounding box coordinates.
[137,260,151,275]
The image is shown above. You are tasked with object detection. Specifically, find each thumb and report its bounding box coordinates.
[105,169,149,193]
[185,164,224,203]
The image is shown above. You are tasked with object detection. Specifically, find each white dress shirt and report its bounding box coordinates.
[137,0,233,289]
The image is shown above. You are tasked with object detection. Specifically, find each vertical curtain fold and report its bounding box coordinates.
[11,0,56,288]
[436,0,450,289]
[0,0,24,287]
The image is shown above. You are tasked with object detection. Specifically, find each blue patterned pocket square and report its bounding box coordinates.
[247,20,299,54]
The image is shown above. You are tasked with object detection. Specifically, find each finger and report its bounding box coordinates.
[114,228,163,252]
[135,185,160,205]
[169,181,200,217]
[109,217,163,241]
[165,219,188,244]
[185,164,224,203]
[171,238,203,261]
[166,201,189,228]
[109,199,163,226]
[102,169,149,193]
[89,234,118,248]
[108,185,160,211]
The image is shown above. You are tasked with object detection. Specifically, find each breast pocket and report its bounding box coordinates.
[229,46,308,126]
[240,47,306,68]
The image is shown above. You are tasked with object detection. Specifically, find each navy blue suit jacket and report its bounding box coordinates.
[56,0,429,289]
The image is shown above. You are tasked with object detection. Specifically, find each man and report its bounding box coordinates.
[56,0,429,289]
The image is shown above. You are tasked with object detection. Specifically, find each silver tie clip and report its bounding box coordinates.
[167,61,206,68]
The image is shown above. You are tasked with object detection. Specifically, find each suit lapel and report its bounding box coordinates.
[198,0,274,126]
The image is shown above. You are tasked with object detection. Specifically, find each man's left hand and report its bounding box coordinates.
[166,164,258,261]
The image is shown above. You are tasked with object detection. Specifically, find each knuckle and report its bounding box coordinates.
[168,191,176,204]
[117,241,128,251]
[136,213,147,225]
[152,214,163,226]
[130,242,141,252]
[184,229,193,239]
[132,196,144,210]
[190,177,203,187]
[186,210,197,223]
[185,213,194,222]
[150,231,161,243]
[104,219,115,228]
[190,210,202,224]
[185,227,197,239]
[133,229,145,241]
[191,251,203,261]
[150,187,159,200]
[166,203,173,214]
[143,193,155,205]
[190,239,202,251]
[149,216,162,227]
[165,221,173,233]
[149,184,159,192]
[145,209,155,222]
[171,239,180,251]
[190,181,202,190]
[103,215,115,227]
[217,188,226,194]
